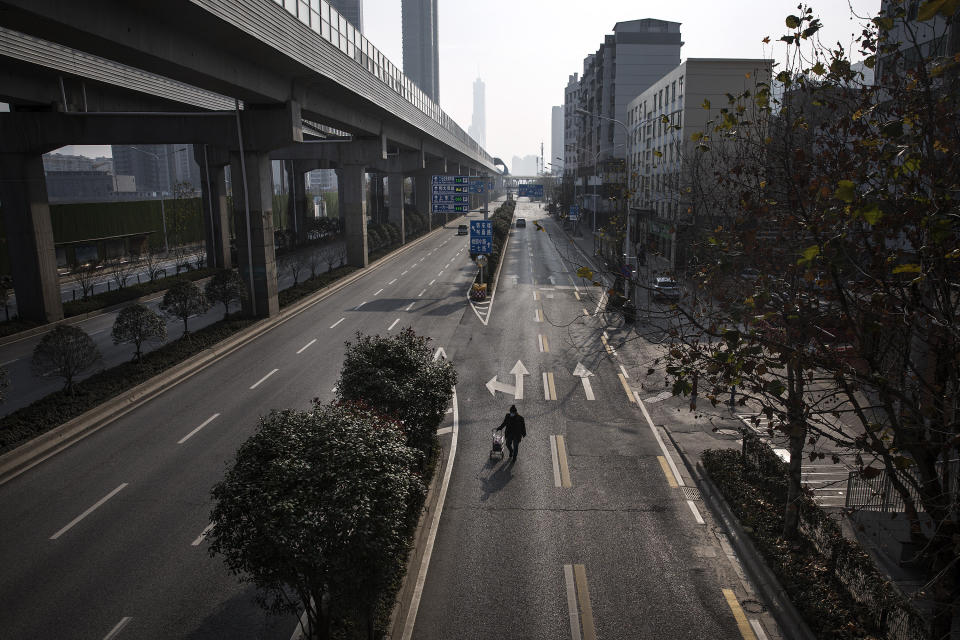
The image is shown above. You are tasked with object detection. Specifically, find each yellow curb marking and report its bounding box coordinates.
[723,588,758,640]
[658,456,679,488]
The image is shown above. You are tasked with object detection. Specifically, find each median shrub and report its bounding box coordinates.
[62,267,217,317]
[702,442,928,639]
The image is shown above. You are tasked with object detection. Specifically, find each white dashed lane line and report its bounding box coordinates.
[249,368,279,390]
[192,522,214,547]
[102,616,133,640]
[418,289,427,297]
[177,413,220,445]
[389,279,397,285]
[50,483,128,540]
[374,288,384,296]
[388,319,399,331]
[330,318,345,328]
[297,339,317,354]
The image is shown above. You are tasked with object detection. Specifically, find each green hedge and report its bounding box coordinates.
[0,316,255,455]
[62,267,218,317]
[278,265,358,308]
[702,444,928,639]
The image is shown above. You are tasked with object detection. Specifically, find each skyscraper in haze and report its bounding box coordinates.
[551,106,563,174]
[329,0,363,32]
[469,77,486,148]
[402,0,439,103]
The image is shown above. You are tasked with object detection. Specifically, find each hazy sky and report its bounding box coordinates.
[364,0,879,165]
[60,0,879,164]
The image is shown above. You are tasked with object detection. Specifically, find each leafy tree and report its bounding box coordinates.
[207,404,424,640]
[204,269,247,319]
[31,324,101,393]
[0,275,11,321]
[660,3,960,633]
[160,279,210,335]
[337,328,456,458]
[111,303,166,362]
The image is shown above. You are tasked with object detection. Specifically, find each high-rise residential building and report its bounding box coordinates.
[626,58,771,268]
[563,19,684,213]
[468,77,486,148]
[112,144,201,196]
[563,73,581,181]
[551,106,563,175]
[402,0,440,103]
[329,0,363,32]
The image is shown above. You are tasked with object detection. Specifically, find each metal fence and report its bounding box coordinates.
[846,460,960,515]
[740,435,930,640]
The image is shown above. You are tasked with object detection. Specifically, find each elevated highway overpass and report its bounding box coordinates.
[0,0,501,321]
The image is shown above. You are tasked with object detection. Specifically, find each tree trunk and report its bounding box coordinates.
[783,360,806,539]
[182,316,189,335]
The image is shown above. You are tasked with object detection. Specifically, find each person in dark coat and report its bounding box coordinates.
[496,405,526,460]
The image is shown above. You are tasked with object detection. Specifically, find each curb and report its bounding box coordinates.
[660,429,816,640]
[0,221,462,487]
[386,437,449,639]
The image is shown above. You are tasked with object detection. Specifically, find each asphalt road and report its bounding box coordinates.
[0,213,480,640]
[407,200,753,639]
[0,199,776,639]
[0,239,343,417]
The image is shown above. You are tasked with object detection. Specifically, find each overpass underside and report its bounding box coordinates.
[0,0,502,322]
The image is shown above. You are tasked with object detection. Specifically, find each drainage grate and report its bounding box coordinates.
[682,486,702,501]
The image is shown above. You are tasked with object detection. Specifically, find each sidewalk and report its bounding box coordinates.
[550,209,932,635]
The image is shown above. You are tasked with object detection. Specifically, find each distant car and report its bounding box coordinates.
[652,276,681,301]
[457,224,468,235]
[515,218,526,228]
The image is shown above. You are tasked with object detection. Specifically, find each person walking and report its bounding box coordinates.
[496,405,526,460]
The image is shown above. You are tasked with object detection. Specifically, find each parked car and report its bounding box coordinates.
[652,276,681,301]
[457,224,468,235]
[515,218,526,228]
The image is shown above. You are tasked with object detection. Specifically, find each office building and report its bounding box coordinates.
[402,0,439,102]
[625,58,771,268]
[469,77,486,148]
[551,106,563,174]
[112,144,201,196]
[329,0,363,32]
[563,19,684,215]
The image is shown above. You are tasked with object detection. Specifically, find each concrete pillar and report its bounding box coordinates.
[291,161,310,243]
[0,153,63,322]
[338,165,368,267]
[414,173,431,231]
[199,161,231,269]
[388,173,405,243]
[229,150,279,318]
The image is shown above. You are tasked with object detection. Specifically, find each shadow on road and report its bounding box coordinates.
[477,457,514,501]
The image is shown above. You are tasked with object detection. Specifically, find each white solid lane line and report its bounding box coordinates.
[619,364,630,379]
[634,391,686,486]
[0,358,18,367]
[687,500,705,524]
[418,289,427,297]
[330,318,345,329]
[389,279,397,285]
[563,565,583,640]
[297,338,317,354]
[50,483,128,540]
[177,413,221,445]
[103,616,133,640]
[750,619,770,640]
[405,302,415,311]
[388,319,399,331]
[249,368,279,390]
[88,328,107,336]
[192,522,214,546]
[374,288,384,296]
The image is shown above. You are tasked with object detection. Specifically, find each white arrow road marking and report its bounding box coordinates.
[511,360,529,400]
[433,347,447,360]
[485,377,516,397]
[573,363,596,401]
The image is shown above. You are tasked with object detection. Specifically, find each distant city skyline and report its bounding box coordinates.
[48,1,879,165]
[468,77,486,149]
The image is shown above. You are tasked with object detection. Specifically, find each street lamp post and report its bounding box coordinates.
[129,145,187,255]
